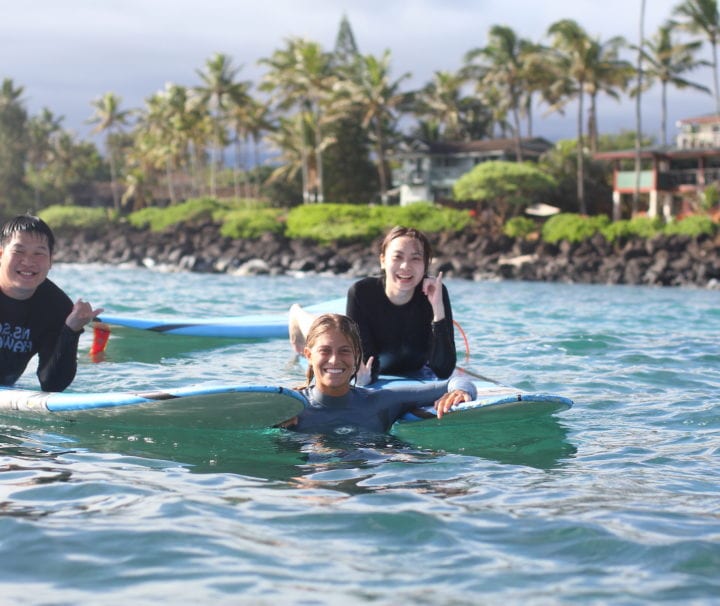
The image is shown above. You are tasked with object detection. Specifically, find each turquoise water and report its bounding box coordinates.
[1,264,718,605]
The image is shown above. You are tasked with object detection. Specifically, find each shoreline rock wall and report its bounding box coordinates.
[52,222,720,289]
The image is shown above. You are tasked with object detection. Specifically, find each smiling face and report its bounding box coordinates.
[380,235,427,303]
[304,327,359,397]
[0,231,52,300]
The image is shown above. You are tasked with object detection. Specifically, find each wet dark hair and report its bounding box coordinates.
[379,226,432,273]
[0,215,55,255]
[301,313,363,389]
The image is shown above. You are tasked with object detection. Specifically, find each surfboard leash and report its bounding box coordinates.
[453,319,471,363]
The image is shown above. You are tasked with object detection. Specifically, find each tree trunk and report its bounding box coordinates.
[576,90,586,215]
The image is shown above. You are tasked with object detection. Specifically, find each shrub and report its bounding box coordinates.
[285,202,471,244]
[219,208,286,239]
[127,197,248,231]
[542,213,610,244]
[453,160,557,217]
[601,216,663,243]
[663,214,717,237]
[38,205,114,230]
[503,216,537,239]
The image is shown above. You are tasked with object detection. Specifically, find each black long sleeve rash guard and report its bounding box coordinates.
[0,279,80,392]
[346,276,456,383]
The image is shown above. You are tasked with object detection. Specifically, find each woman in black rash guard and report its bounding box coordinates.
[289,226,456,385]
[280,313,474,435]
[346,226,456,384]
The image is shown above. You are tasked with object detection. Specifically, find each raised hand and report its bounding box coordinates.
[422,271,445,321]
[66,298,104,332]
[355,355,374,386]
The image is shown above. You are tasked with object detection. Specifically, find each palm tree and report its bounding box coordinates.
[195,53,249,197]
[583,36,634,154]
[240,99,273,197]
[88,92,130,210]
[137,85,194,204]
[636,21,711,145]
[634,0,647,218]
[265,113,314,199]
[464,25,538,160]
[342,50,411,203]
[414,71,468,140]
[260,38,337,202]
[545,20,630,213]
[673,0,720,113]
[26,108,63,204]
[226,91,271,199]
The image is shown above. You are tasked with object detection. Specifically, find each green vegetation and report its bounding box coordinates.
[220,208,286,239]
[503,216,537,239]
[2,7,716,219]
[127,197,261,231]
[285,202,471,244]
[600,216,663,243]
[541,212,719,244]
[453,161,557,218]
[542,213,611,243]
[38,205,115,230]
[664,214,717,237]
[38,201,720,247]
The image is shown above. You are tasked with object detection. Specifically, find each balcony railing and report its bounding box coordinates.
[677,134,720,149]
[615,168,720,190]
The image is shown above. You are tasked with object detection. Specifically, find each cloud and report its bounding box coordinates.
[1,0,714,144]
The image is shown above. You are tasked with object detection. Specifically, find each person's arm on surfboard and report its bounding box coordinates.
[426,283,456,379]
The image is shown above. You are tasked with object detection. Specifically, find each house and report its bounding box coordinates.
[391,137,553,206]
[594,114,720,220]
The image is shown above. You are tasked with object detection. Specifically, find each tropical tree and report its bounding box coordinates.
[341,50,411,203]
[227,96,273,198]
[25,108,63,204]
[453,160,557,220]
[0,78,30,213]
[545,20,630,212]
[634,0,648,217]
[322,15,379,203]
[39,132,105,206]
[673,0,720,113]
[260,38,337,202]
[582,36,634,154]
[414,71,467,140]
[264,113,313,205]
[636,21,712,144]
[88,92,130,210]
[135,85,190,204]
[464,25,541,159]
[195,52,250,197]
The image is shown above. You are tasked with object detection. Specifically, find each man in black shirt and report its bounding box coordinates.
[0,215,102,391]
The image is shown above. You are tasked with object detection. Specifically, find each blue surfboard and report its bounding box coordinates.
[367,374,573,429]
[0,374,572,437]
[0,384,307,430]
[96,297,346,339]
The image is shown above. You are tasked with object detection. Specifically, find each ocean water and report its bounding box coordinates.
[1,264,718,605]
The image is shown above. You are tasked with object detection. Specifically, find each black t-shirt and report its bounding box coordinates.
[0,279,80,391]
[346,276,456,382]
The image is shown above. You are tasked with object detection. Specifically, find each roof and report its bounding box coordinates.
[676,114,720,126]
[397,137,553,157]
[594,146,720,160]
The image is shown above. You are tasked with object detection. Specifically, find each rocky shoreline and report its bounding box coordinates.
[52,221,720,289]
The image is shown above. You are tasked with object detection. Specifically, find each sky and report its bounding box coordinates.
[1,0,716,146]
